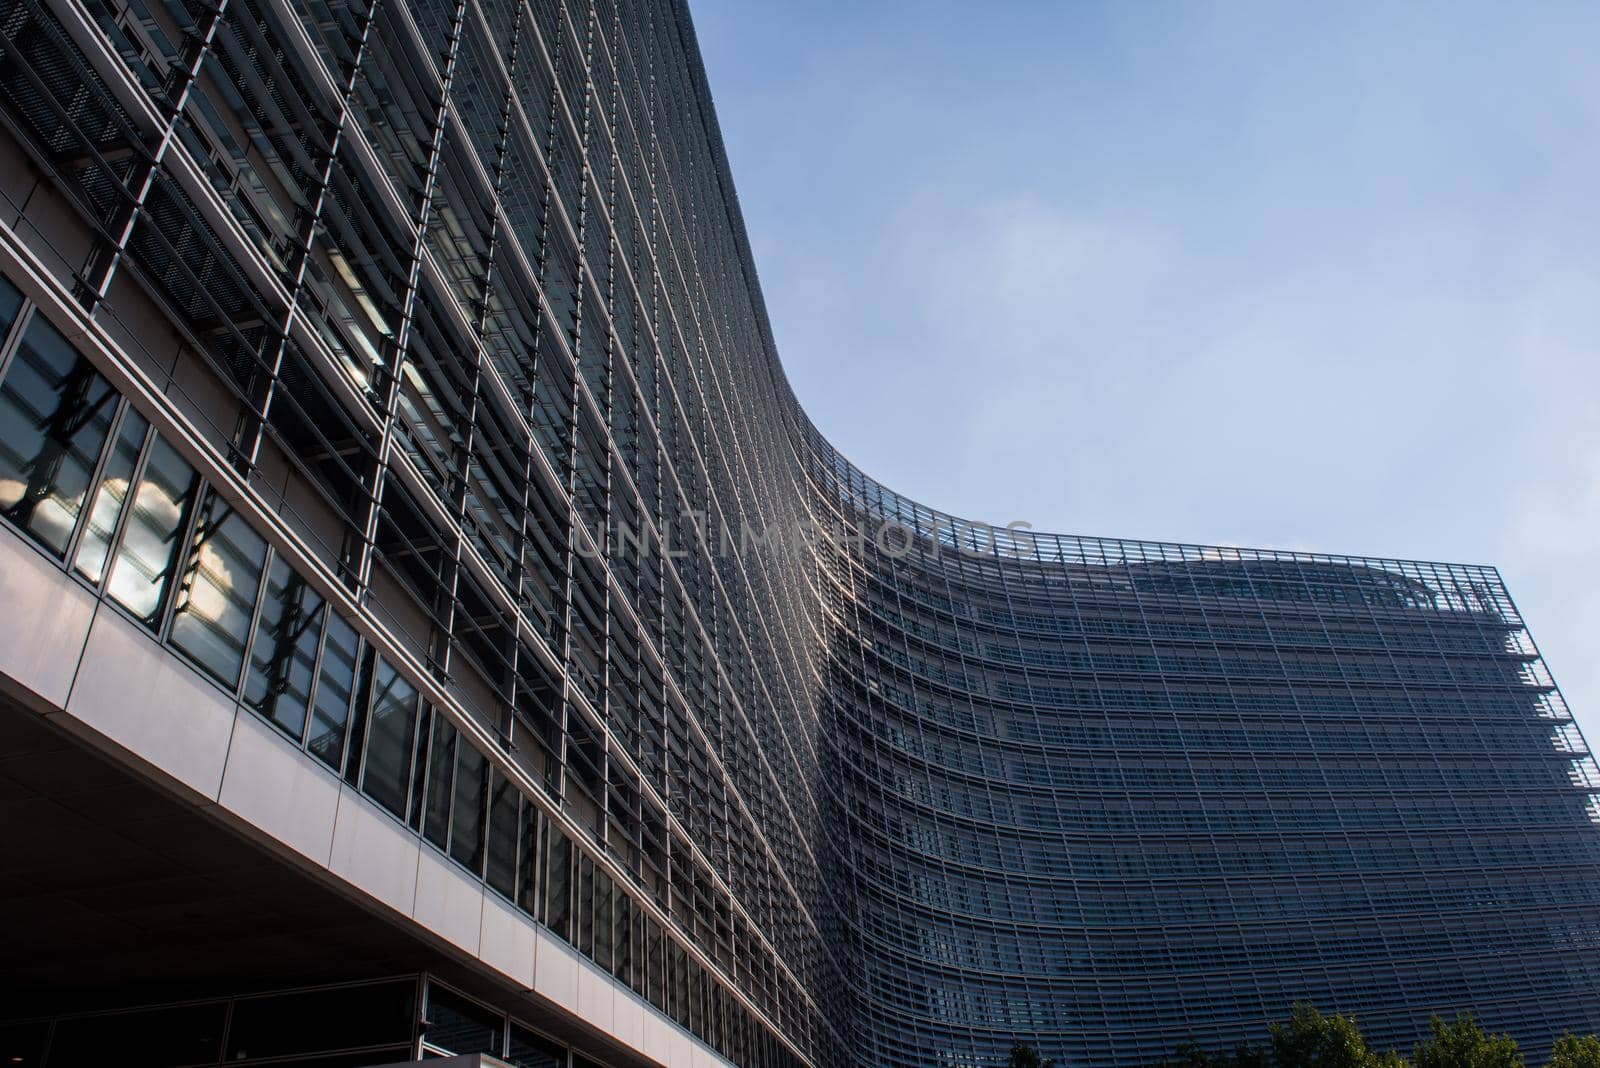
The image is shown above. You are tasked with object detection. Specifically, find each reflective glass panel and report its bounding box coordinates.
[615,890,634,987]
[506,1023,564,1068]
[245,554,326,741]
[593,867,613,973]
[170,488,268,688]
[106,437,198,625]
[307,612,360,769]
[361,657,419,817]
[423,714,456,849]
[450,739,487,872]
[577,853,594,956]
[0,314,117,555]
[74,407,148,583]
[424,985,501,1056]
[486,767,519,897]
[545,825,571,940]
[646,917,663,1010]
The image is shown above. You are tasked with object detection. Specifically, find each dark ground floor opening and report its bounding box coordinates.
[0,691,635,1067]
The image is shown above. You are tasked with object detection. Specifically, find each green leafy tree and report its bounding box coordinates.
[1229,1044,1272,1068]
[1006,1041,1056,1068]
[1150,1041,1217,1068]
[1548,1034,1600,1068]
[1412,1014,1522,1068]
[1151,1041,1270,1068]
[1269,1002,1406,1068]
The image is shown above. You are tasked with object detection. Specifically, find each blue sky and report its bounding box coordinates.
[690,1,1600,743]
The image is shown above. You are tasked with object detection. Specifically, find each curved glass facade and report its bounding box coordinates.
[0,0,1597,1065]
[806,459,1600,1064]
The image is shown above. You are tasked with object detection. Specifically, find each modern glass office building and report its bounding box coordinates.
[0,0,1596,1066]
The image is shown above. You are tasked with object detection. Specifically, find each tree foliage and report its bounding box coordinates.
[1269,1002,1406,1068]
[1137,1002,1600,1068]
[1150,1039,1270,1068]
[1007,1041,1056,1068]
[1412,1014,1523,1068]
[1549,1034,1600,1068]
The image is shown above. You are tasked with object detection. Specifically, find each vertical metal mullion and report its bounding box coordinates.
[410,973,427,1059]
[92,411,158,598]
[236,543,275,704]
[81,0,232,312]
[334,631,366,770]
[216,993,235,1063]
[504,28,554,758]
[509,786,525,904]
[447,0,525,747]
[406,697,433,831]
[238,2,380,472]
[156,468,210,641]
[0,301,37,381]
[344,634,375,786]
[542,0,589,828]
[300,590,334,756]
[487,2,528,679]
[442,713,460,855]
[395,659,426,819]
[492,15,557,756]
[433,0,501,695]
[528,804,545,920]
[62,395,132,572]
[353,0,467,602]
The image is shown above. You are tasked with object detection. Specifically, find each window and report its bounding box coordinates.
[545,824,572,940]
[449,736,487,873]
[577,852,595,956]
[647,914,664,1010]
[360,657,420,818]
[517,805,541,915]
[245,554,326,741]
[0,274,21,335]
[308,612,360,769]
[0,312,118,556]
[407,703,432,831]
[669,941,688,1025]
[106,436,198,625]
[74,407,148,583]
[423,714,456,849]
[169,488,268,688]
[594,866,614,974]
[688,958,703,1037]
[47,1003,227,1066]
[486,767,519,897]
[506,1023,564,1068]
[225,980,416,1061]
[622,893,642,994]
[423,984,501,1056]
